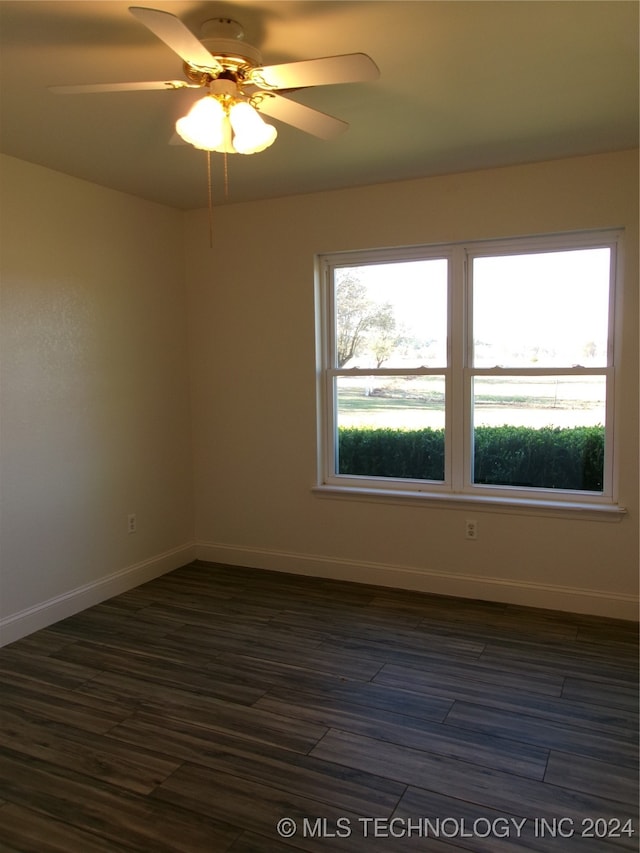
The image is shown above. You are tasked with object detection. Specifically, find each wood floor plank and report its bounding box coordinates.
[309,729,638,842]
[165,618,328,654]
[106,711,404,815]
[77,671,327,753]
[272,609,485,657]
[74,666,259,710]
[479,639,638,684]
[0,679,132,733]
[575,620,639,647]
[562,675,640,709]
[395,785,636,852]
[323,639,564,697]
[394,785,560,853]
[259,676,453,723]
[0,707,180,794]
[255,689,548,779]
[45,607,181,643]
[374,662,638,736]
[53,626,227,667]
[219,643,386,681]
[0,750,240,853]
[1,628,78,657]
[0,803,136,853]
[370,591,509,620]
[59,642,265,706]
[444,700,638,769]
[420,611,581,645]
[315,632,488,673]
[165,650,378,697]
[544,751,639,806]
[228,831,312,852]
[138,597,279,625]
[226,830,462,853]
[152,762,438,853]
[0,647,98,690]
[371,594,582,643]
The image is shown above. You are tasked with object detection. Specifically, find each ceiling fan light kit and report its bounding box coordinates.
[49,5,379,238]
[175,77,278,155]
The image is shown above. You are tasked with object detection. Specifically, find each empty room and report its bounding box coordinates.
[0,1,638,851]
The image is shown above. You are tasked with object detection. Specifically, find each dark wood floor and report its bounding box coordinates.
[0,561,637,853]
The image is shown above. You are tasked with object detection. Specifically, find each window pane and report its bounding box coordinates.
[473,249,610,368]
[472,376,606,491]
[336,375,445,481]
[334,259,447,369]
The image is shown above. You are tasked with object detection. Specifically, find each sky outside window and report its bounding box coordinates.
[472,248,610,368]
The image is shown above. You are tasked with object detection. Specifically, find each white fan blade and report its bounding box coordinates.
[249,53,379,90]
[129,6,222,72]
[256,94,348,140]
[49,81,199,94]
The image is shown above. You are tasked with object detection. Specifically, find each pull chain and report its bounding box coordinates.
[207,151,214,249]
[223,151,229,201]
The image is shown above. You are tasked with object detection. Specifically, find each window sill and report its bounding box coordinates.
[312,485,626,522]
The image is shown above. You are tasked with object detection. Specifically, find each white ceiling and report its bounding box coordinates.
[1,1,638,210]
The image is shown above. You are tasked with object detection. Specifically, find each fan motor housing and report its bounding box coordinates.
[199,17,262,71]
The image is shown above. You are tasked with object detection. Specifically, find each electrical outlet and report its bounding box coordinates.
[127,513,137,534]
[465,519,478,540]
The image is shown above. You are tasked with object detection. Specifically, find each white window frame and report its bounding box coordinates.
[315,230,625,521]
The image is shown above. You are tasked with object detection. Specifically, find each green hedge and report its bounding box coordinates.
[338,427,445,481]
[338,425,604,491]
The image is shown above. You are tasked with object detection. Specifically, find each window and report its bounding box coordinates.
[316,231,622,514]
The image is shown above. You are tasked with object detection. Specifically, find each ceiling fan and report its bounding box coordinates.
[50,6,380,153]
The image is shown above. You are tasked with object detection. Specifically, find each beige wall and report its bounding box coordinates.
[1,150,637,644]
[0,155,195,642]
[185,149,639,619]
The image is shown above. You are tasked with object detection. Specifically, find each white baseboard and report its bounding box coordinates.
[0,543,197,646]
[196,541,639,621]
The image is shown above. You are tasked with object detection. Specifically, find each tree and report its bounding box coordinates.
[335,274,372,367]
[369,304,398,367]
[335,273,399,367]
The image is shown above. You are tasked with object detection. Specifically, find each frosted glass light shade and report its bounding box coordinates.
[229,101,277,154]
[175,96,225,151]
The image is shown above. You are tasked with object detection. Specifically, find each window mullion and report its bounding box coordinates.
[449,246,466,492]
